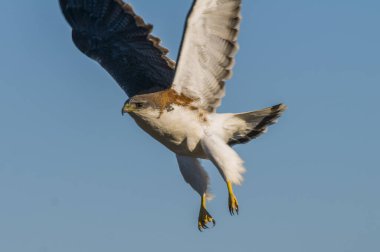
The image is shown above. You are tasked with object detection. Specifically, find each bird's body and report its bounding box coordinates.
[59,0,287,230]
[130,102,207,158]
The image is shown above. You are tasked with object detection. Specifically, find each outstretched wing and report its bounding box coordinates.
[59,0,176,97]
[172,0,242,112]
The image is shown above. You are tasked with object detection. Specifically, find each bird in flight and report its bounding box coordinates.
[60,0,287,231]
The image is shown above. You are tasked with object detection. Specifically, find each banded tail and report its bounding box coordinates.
[226,104,287,146]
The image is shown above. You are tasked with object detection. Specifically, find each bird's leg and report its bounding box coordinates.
[198,194,215,231]
[227,181,239,215]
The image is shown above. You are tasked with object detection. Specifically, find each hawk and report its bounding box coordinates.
[60,0,287,231]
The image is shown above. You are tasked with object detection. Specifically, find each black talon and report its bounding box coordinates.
[230,208,234,215]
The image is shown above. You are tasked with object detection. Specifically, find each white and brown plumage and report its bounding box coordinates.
[60,0,287,231]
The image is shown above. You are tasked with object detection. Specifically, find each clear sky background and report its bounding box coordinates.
[0,1,379,251]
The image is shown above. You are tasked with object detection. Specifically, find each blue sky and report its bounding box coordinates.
[0,1,379,251]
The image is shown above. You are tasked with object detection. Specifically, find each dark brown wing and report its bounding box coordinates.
[59,0,176,97]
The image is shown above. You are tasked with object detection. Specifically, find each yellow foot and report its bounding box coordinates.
[227,181,239,215]
[228,193,239,215]
[198,207,215,231]
[198,194,215,231]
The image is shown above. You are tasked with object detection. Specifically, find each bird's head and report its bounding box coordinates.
[121,95,159,119]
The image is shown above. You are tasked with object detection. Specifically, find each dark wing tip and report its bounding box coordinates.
[116,1,175,69]
[59,0,176,97]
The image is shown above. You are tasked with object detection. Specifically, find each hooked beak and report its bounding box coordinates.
[122,103,134,115]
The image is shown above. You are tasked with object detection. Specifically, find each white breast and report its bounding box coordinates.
[130,105,206,157]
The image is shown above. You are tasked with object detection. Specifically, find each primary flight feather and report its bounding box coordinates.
[60,0,287,231]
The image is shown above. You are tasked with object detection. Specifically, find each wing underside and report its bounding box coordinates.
[172,0,242,112]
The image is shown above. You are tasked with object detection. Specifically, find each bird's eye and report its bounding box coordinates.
[135,102,144,109]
